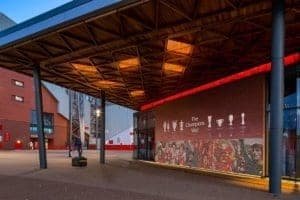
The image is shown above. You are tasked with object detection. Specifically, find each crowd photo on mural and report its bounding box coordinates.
[155,138,263,176]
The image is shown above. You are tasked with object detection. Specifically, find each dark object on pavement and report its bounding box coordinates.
[72,156,87,167]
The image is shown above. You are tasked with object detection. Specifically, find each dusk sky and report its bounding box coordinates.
[1,0,71,23]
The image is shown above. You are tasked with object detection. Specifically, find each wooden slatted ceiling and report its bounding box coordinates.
[0,0,299,110]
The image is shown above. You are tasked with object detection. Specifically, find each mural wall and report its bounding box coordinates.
[154,75,265,176]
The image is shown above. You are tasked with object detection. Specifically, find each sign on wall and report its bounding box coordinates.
[155,75,265,176]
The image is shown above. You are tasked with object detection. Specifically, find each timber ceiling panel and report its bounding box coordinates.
[0,0,299,110]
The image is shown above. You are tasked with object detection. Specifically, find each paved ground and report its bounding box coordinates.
[0,150,299,200]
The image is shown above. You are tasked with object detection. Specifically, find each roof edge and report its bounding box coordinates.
[0,0,143,49]
[0,0,92,37]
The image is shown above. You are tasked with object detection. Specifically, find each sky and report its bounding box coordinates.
[1,0,72,23]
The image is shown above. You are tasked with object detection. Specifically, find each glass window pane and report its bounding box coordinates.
[283,109,297,177]
[31,110,37,124]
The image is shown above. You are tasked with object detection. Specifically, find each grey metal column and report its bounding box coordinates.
[68,89,73,157]
[100,90,106,164]
[95,98,100,150]
[33,65,47,169]
[269,0,285,195]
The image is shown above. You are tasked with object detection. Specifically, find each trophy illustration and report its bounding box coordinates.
[216,119,224,127]
[163,121,167,132]
[208,116,212,128]
[166,121,170,132]
[241,113,245,125]
[172,120,177,132]
[179,120,184,131]
[228,114,233,126]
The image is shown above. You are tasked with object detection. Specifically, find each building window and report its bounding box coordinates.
[12,95,24,102]
[267,65,300,179]
[30,111,54,134]
[12,79,24,87]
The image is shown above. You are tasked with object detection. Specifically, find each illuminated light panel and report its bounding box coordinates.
[166,39,193,55]
[94,80,123,88]
[72,63,98,75]
[141,53,300,111]
[118,58,140,70]
[130,90,145,97]
[163,63,185,73]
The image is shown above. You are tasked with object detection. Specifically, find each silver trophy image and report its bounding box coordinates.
[163,121,167,132]
[172,120,177,132]
[241,113,245,125]
[228,114,233,126]
[216,119,224,127]
[208,115,212,128]
[166,121,170,132]
[179,120,184,131]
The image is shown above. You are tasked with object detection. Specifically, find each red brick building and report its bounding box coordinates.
[0,68,68,150]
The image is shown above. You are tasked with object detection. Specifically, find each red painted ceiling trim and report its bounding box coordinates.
[140,53,300,111]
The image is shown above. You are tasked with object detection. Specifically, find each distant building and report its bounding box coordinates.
[0,68,69,149]
[0,12,15,31]
[0,13,68,149]
[0,66,134,150]
[0,12,134,150]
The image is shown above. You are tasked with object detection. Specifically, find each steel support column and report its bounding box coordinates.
[100,90,106,164]
[33,65,47,169]
[95,98,100,150]
[269,0,285,195]
[68,89,73,157]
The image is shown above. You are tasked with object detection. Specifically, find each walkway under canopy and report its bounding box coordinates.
[0,0,298,110]
[0,0,299,195]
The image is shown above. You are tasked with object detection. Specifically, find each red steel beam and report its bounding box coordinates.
[141,52,300,111]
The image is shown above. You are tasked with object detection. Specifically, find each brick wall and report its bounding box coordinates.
[0,68,68,149]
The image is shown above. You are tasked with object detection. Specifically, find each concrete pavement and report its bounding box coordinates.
[0,150,299,200]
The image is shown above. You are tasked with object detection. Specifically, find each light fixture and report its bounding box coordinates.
[96,109,101,117]
[163,63,185,74]
[130,90,145,98]
[118,58,140,70]
[94,80,123,88]
[166,39,193,55]
[71,63,98,75]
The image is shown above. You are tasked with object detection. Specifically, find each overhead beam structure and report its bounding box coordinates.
[0,0,298,110]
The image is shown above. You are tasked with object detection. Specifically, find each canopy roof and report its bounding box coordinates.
[0,0,299,110]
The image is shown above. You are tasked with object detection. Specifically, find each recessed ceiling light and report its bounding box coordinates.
[163,63,185,74]
[166,39,193,55]
[118,58,140,70]
[71,63,98,75]
[94,80,123,88]
[130,90,145,97]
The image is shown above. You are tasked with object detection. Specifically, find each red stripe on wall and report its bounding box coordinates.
[140,53,300,111]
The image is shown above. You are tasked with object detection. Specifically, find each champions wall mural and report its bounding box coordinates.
[154,75,265,176]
